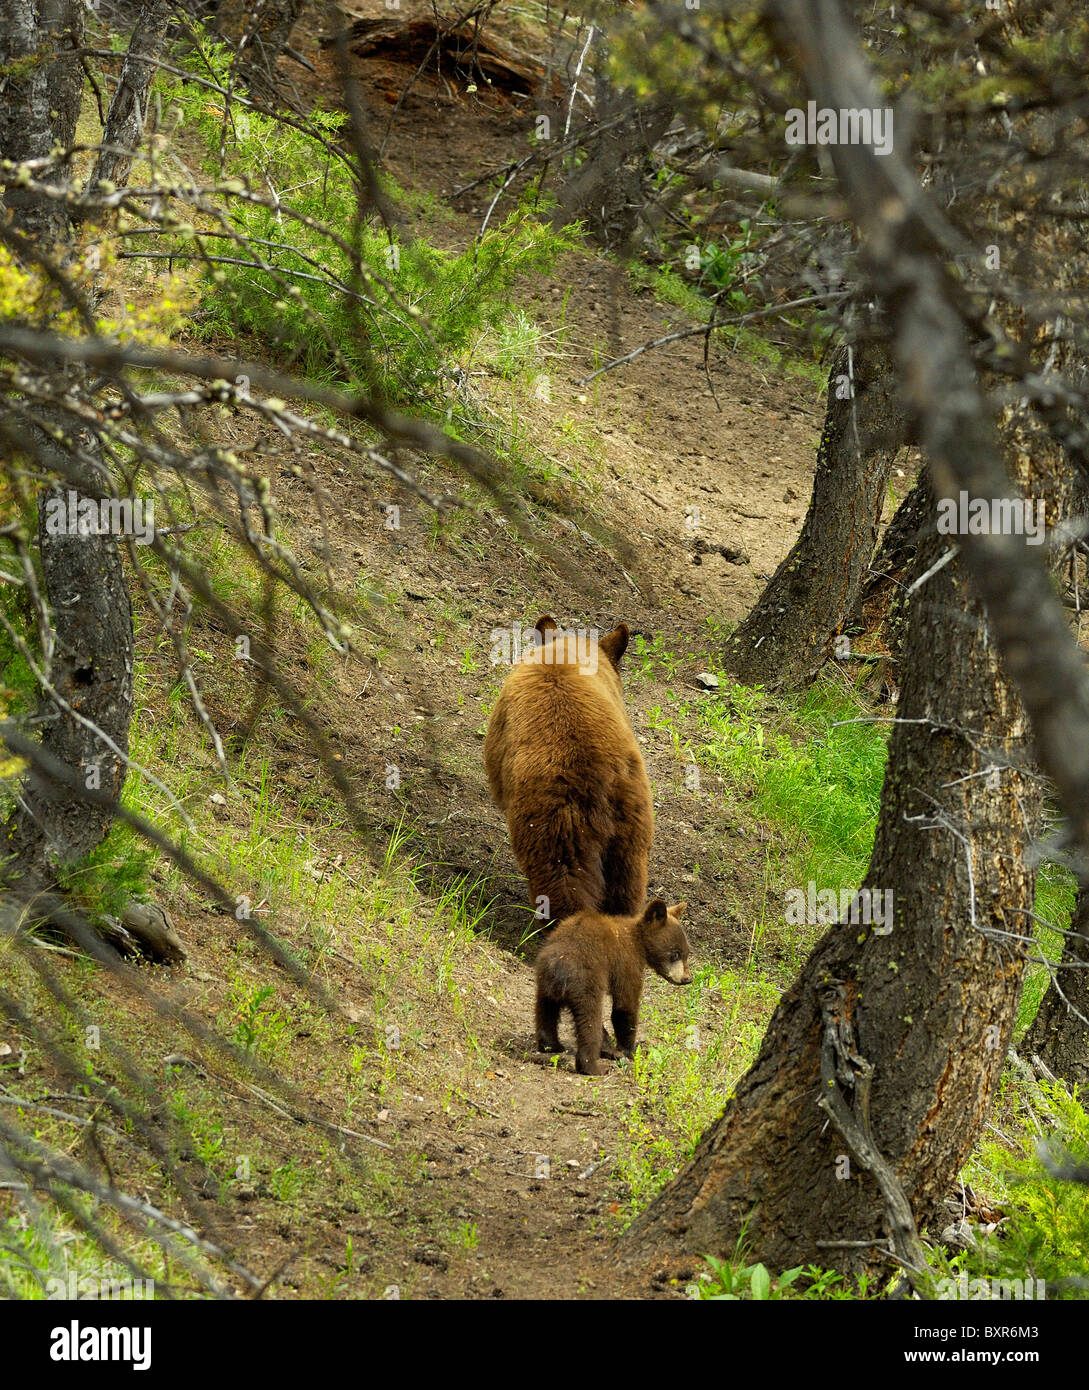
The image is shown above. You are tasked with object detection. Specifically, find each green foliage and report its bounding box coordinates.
[696,680,888,889]
[698,220,760,311]
[489,308,545,379]
[1019,861,1077,1035]
[55,824,158,922]
[168,43,572,407]
[269,1158,306,1203]
[228,979,289,1061]
[933,1077,1089,1300]
[689,1246,875,1300]
[0,1206,161,1300]
[0,577,37,722]
[613,964,779,1212]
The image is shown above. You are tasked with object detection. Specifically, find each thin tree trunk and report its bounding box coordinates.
[723,337,906,689]
[86,0,172,196]
[3,461,134,889]
[621,526,1039,1276]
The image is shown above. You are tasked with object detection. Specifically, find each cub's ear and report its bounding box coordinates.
[599,622,630,668]
[643,898,668,924]
[535,615,558,640]
[669,902,687,919]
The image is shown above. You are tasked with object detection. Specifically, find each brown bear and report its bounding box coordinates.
[535,899,692,1075]
[483,615,653,929]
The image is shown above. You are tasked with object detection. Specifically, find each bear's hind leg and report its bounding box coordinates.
[600,834,650,917]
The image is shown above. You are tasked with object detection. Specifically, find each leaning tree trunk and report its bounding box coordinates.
[621,523,1040,1277]
[84,0,172,197]
[723,337,906,689]
[0,2,135,910]
[849,464,932,662]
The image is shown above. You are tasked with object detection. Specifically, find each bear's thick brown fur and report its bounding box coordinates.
[483,616,653,928]
[535,899,692,1075]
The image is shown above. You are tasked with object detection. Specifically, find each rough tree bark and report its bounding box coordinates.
[723,337,906,689]
[0,0,84,245]
[622,527,1040,1276]
[0,3,137,931]
[2,459,134,890]
[849,465,932,662]
[85,0,172,196]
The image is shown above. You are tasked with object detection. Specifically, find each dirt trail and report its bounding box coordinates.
[236,7,827,1298]
[105,9,830,1299]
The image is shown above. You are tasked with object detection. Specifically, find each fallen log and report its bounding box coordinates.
[327,13,566,96]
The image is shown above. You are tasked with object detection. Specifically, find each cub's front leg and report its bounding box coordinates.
[572,990,608,1075]
[610,1005,639,1059]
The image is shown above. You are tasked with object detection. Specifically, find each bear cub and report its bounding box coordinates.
[535,899,692,1076]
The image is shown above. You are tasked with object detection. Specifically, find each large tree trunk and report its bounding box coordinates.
[0,3,136,917]
[621,524,1039,1276]
[1023,886,1089,1091]
[723,338,906,689]
[0,0,83,245]
[849,465,931,662]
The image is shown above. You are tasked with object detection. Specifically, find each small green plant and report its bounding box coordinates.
[269,1158,306,1203]
[698,221,759,312]
[450,1220,480,1250]
[630,632,682,683]
[690,1253,801,1300]
[489,309,544,378]
[170,1094,225,1170]
[926,1074,1089,1300]
[229,980,289,1061]
[54,824,158,923]
[689,1250,874,1300]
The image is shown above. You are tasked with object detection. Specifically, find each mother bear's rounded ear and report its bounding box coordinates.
[535,615,558,639]
[599,622,630,668]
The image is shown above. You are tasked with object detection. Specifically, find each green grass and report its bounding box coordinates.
[930,1072,1089,1300]
[613,961,781,1213]
[1018,860,1077,1036]
[626,262,828,386]
[166,35,575,411]
[636,665,890,898]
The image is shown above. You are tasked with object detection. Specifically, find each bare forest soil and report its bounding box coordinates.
[1,5,909,1301]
